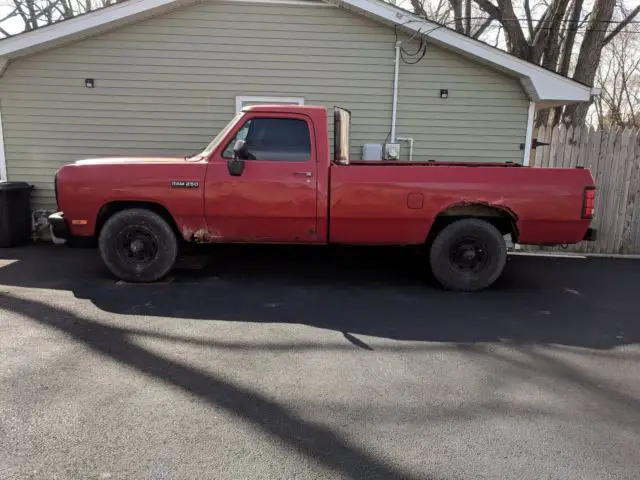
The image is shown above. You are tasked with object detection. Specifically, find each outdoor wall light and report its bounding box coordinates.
[440,89,448,99]
[85,78,95,88]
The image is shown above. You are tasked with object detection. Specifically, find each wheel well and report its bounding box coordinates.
[426,203,519,246]
[95,201,181,239]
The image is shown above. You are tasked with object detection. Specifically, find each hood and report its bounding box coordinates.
[73,157,187,166]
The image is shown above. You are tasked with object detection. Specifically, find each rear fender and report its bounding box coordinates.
[429,202,519,243]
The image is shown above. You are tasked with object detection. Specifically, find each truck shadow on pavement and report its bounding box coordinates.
[1,243,639,350]
[2,244,640,478]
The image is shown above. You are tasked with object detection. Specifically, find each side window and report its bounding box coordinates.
[222,118,311,161]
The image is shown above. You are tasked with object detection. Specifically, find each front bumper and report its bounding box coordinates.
[583,228,598,242]
[48,212,71,241]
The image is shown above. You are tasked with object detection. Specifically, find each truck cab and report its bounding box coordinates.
[201,105,329,244]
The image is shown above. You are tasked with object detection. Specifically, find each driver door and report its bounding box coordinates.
[204,113,318,243]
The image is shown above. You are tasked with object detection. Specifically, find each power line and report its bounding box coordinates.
[422,17,640,35]
[424,15,640,24]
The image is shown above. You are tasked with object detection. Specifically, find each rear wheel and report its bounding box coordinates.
[429,218,506,292]
[98,208,178,282]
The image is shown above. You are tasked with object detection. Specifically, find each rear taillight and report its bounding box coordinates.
[582,186,596,219]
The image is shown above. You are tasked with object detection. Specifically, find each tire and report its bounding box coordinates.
[429,218,507,292]
[98,208,178,282]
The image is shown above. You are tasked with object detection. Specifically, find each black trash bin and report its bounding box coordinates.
[0,181,33,247]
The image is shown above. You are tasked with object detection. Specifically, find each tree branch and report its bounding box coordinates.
[450,0,464,33]
[530,0,572,64]
[493,25,502,47]
[0,7,18,24]
[524,0,534,38]
[558,0,584,76]
[464,0,471,35]
[603,5,640,46]
[472,16,494,38]
[409,0,427,16]
[477,0,529,58]
[473,0,501,20]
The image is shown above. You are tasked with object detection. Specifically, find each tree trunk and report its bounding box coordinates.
[564,0,616,124]
[409,0,427,16]
[464,0,471,35]
[552,0,585,125]
[450,0,464,33]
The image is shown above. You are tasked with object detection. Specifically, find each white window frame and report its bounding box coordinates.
[235,96,305,113]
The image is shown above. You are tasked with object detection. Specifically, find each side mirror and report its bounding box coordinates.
[228,140,247,176]
[233,140,249,160]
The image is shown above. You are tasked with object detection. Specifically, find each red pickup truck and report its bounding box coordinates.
[49,105,596,291]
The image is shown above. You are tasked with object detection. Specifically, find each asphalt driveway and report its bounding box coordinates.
[1,245,639,479]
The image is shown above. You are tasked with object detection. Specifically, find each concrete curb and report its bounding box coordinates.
[508,250,640,260]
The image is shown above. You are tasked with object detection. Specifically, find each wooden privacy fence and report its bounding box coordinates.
[531,125,640,254]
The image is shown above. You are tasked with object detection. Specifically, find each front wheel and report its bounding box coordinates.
[429,218,507,292]
[98,208,178,282]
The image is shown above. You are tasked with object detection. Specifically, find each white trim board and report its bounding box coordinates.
[522,102,535,166]
[236,95,304,113]
[236,96,305,113]
[0,111,7,182]
[0,0,595,106]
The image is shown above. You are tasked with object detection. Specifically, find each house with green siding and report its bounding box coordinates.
[0,0,596,215]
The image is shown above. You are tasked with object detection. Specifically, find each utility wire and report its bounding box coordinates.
[424,18,640,34]
[428,16,640,24]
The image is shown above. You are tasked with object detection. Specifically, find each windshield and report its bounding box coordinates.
[194,112,244,159]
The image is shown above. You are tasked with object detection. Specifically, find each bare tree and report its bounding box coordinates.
[0,0,122,36]
[594,30,640,128]
[402,0,640,126]
[410,0,494,39]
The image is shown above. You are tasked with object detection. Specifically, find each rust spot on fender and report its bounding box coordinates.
[182,225,223,243]
[437,200,521,241]
[181,225,194,241]
[439,201,519,221]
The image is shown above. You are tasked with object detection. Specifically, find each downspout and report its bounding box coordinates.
[391,41,401,143]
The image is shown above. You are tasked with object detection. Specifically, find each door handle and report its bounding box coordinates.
[292,171,313,178]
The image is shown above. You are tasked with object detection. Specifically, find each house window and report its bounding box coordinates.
[235,96,305,113]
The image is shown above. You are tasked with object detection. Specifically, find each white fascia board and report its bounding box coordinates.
[333,0,592,104]
[0,0,327,62]
[0,0,196,59]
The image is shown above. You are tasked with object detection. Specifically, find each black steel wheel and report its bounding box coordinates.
[99,208,178,282]
[115,226,160,267]
[448,236,489,274]
[429,218,506,292]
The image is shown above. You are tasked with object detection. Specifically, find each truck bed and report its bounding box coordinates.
[328,163,594,245]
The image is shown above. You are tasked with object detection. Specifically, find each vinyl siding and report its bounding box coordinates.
[0,0,529,210]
